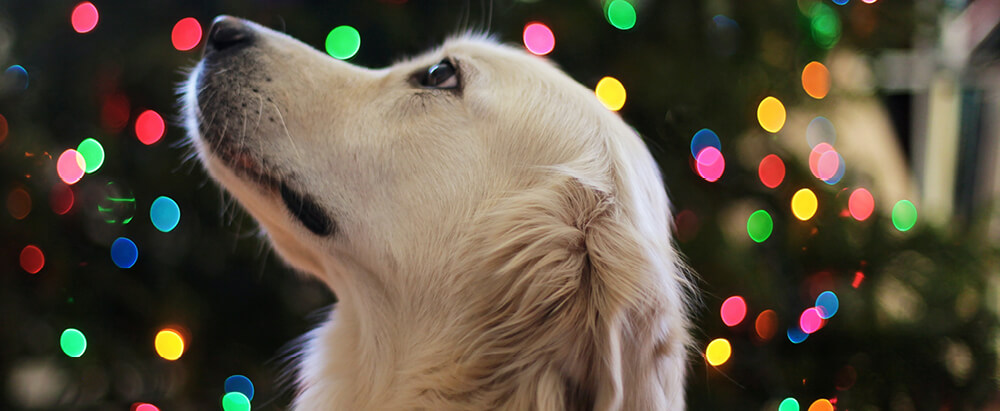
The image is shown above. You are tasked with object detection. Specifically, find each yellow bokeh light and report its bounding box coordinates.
[595,76,626,111]
[791,188,818,221]
[155,329,185,361]
[705,338,731,366]
[808,399,834,411]
[757,96,786,133]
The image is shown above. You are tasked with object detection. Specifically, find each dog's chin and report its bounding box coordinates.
[185,69,338,239]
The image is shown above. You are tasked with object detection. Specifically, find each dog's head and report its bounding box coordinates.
[184,16,691,409]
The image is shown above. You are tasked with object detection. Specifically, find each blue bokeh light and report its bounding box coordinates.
[111,237,138,268]
[225,374,254,401]
[150,196,181,232]
[690,128,721,158]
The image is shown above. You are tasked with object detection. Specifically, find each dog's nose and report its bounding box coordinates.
[205,16,253,54]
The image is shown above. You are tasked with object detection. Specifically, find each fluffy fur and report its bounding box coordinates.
[184,16,693,410]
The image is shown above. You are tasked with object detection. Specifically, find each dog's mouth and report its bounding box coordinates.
[199,126,336,237]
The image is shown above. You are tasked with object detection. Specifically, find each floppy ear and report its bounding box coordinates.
[460,173,689,410]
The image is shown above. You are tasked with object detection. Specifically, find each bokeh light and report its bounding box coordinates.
[8,188,31,219]
[57,149,86,185]
[791,188,818,221]
[76,138,104,173]
[852,271,865,288]
[690,128,721,158]
[848,188,874,221]
[595,76,626,111]
[809,3,841,49]
[222,392,251,411]
[20,245,44,274]
[787,326,808,344]
[155,328,185,361]
[755,310,778,341]
[60,328,87,357]
[225,375,255,401]
[326,25,361,60]
[0,113,7,144]
[892,200,917,231]
[758,154,785,188]
[705,338,731,366]
[816,148,840,181]
[111,237,139,268]
[695,147,725,182]
[822,153,846,185]
[71,2,99,33]
[808,399,834,411]
[809,143,834,179]
[5,65,29,89]
[135,110,165,145]
[757,96,786,133]
[836,365,858,390]
[98,182,136,224]
[522,22,555,56]
[779,398,800,411]
[605,0,637,30]
[801,61,830,99]
[171,17,202,51]
[150,196,181,232]
[747,210,773,243]
[102,92,130,132]
[806,116,836,148]
[816,291,839,319]
[134,404,159,411]
[799,307,824,334]
[50,184,75,215]
[832,0,849,4]
[721,296,747,326]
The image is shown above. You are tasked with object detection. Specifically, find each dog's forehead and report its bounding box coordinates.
[393,35,555,72]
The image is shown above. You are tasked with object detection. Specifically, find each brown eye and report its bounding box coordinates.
[419,59,458,89]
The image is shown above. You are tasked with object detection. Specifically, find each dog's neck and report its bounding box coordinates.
[293,263,687,411]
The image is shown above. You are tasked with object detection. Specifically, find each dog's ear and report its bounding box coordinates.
[559,175,691,411]
[463,174,688,410]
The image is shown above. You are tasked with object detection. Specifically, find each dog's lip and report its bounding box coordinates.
[209,142,282,190]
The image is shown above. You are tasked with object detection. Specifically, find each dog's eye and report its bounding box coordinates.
[419,60,459,89]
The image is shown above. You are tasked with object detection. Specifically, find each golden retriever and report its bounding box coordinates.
[183,15,693,410]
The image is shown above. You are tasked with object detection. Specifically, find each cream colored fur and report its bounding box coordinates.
[184,17,692,410]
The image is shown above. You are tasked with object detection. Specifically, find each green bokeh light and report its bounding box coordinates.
[325,25,361,60]
[892,200,917,231]
[97,181,136,224]
[222,392,251,411]
[76,138,104,173]
[747,209,773,243]
[60,328,87,358]
[809,3,841,49]
[778,397,799,411]
[606,0,637,30]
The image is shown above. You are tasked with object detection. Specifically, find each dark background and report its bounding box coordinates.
[1,0,997,409]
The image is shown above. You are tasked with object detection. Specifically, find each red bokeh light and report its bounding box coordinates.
[848,188,874,221]
[758,154,785,189]
[20,245,44,274]
[171,18,203,51]
[101,93,131,133]
[135,110,165,145]
[0,113,8,145]
[50,184,75,215]
[71,2,99,34]
[720,296,747,327]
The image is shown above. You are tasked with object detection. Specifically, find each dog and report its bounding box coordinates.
[183,15,693,410]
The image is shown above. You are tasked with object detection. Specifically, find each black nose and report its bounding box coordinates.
[205,16,253,54]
